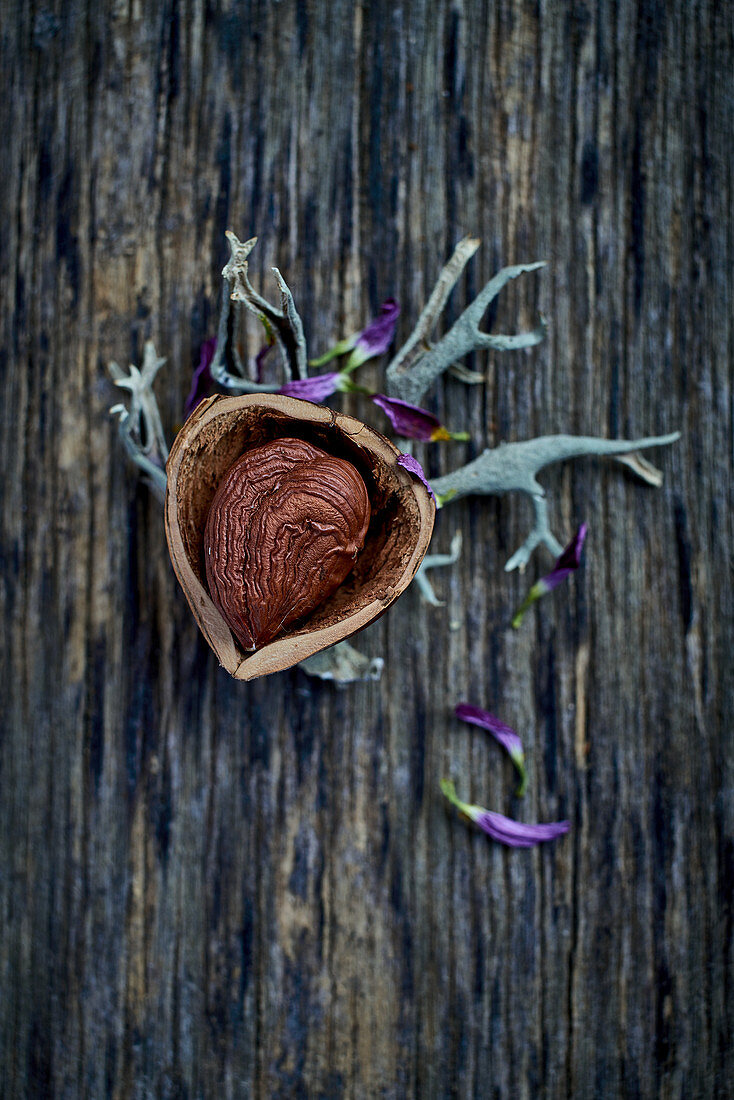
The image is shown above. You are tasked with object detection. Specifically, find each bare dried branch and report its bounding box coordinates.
[432,431,681,571]
[209,287,280,394]
[414,531,463,605]
[109,341,169,499]
[387,236,480,380]
[298,640,384,684]
[387,243,545,405]
[221,231,307,383]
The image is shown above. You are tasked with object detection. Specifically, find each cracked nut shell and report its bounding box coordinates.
[165,393,436,680]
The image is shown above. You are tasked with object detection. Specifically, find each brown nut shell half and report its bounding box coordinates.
[165,393,436,679]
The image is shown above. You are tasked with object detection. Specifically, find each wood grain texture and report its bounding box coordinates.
[1,1,731,1096]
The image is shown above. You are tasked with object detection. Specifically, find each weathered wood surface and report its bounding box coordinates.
[1,1,731,1096]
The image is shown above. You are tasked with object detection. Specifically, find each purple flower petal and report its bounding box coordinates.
[512,523,588,628]
[397,452,436,501]
[311,299,401,372]
[278,372,342,403]
[343,299,400,372]
[355,298,400,358]
[441,779,569,848]
[184,337,217,419]
[541,522,588,592]
[373,395,444,441]
[473,808,570,848]
[455,704,527,795]
[454,704,523,758]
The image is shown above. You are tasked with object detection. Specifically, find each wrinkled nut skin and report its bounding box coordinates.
[204,438,371,651]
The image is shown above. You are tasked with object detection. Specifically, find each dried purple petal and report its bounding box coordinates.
[397,452,435,501]
[471,807,570,847]
[455,704,527,795]
[184,337,217,419]
[543,522,588,591]
[372,395,469,442]
[349,298,400,367]
[512,523,588,628]
[309,299,400,372]
[278,372,343,403]
[440,780,569,848]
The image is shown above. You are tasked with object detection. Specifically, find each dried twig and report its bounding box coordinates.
[109,341,169,499]
[387,239,545,405]
[209,233,308,393]
[432,432,681,571]
[414,531,463,605]
[297,640,384,685]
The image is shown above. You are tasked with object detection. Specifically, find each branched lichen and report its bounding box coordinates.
[205,232,310,394]
[432,431,681,571]
[383,237,678,571]
[414,532,463,605]
[109,341,169,500]
[208,284,279,395]
[297,640,384,685]
[386,237,545,406]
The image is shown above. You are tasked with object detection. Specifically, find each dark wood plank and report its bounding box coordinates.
[1,1,731,1096]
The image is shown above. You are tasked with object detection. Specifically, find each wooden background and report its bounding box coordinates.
[1,1,732,1096]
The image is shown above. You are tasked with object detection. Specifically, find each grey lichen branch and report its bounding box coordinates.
[272,266,307,371]
[109,340,169,500]
[503,494,563,570]
[449,361,487,385]
[387,236,479,383]
[386,237,545,405]
[613,451,665,487]
[208,286,280,394]
[297,640,384,685]
[430,431,681,571]
[215,231,307,389]
[414,531,463,606]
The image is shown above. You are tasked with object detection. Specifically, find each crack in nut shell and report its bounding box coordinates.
[204,438,371,650]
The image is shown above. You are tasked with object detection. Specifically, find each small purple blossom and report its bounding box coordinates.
[440,779,569,848]
[278,372,343,403]
[512,523,588,628]
[184,337,217,419]
[372,395,470,442]
[397,452,435,501]
[455,704,527,795]
[310,299,400,373]
[348,298,400,369]
[543,522,588,591]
